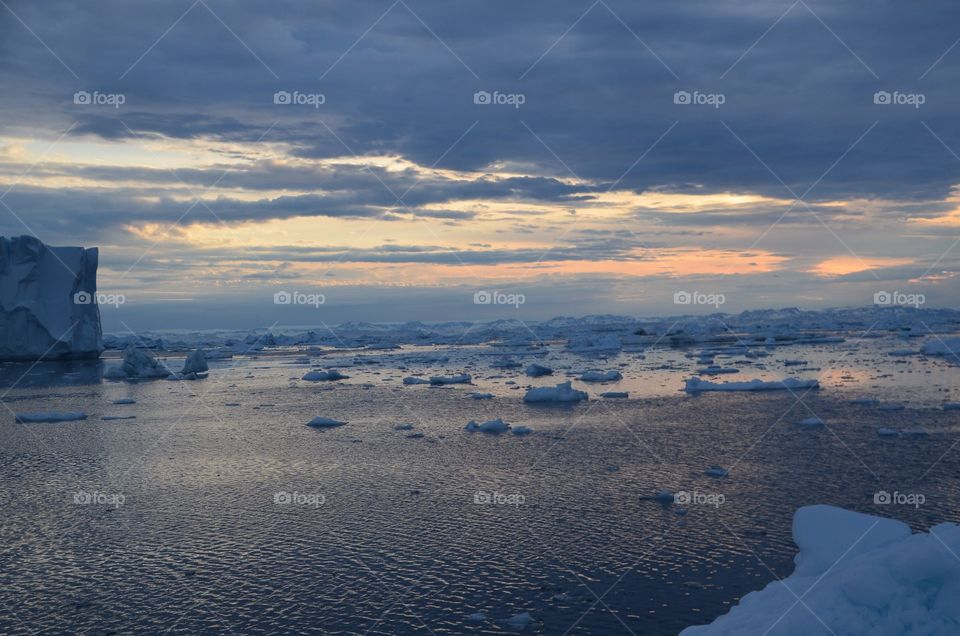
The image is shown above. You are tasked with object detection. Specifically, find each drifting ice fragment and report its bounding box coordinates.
[307,417,347,428]
[523,381,588,403]
[16,412,87,423]
[685,377,819,393]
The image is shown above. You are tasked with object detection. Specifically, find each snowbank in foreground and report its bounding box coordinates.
[681,505,960,635]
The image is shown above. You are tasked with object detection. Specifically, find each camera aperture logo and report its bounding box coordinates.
[873,91,925,108]
[473,90,526,109]
[674,490,725,508]
[674,290,725,308]
[274,491,325,507]
[274,290,325,308]
[73,490,125,508]
[874,290,925,308]
[73,291,126,308]
[874,490,924,508]
[274,90,326,108]
[474,490,525,507]
[73,91,126,109]
[674,90,725,109]
[473,290,525,308]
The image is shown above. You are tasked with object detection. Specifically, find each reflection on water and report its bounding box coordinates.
[1,336,959,634]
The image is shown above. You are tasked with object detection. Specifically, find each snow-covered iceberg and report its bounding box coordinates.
[0,235,102,361]
[681,505,960,635]
[685,377,819,393]
[104,344,172,380]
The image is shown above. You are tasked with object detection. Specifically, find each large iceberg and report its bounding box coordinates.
[681,505,960,635]
[0,235,102,360]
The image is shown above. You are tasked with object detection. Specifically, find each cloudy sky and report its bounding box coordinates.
[1,0,959,330]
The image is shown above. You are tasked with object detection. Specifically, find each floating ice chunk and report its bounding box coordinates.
[877,427,900,437]
[112,398,136,405]
[920,338,960,356]
[580,370,622,382]
[403,377,430,385]
[467,612,486,622]
[394,423,415,430]
[600,391,629,398]
[523,381,588,403]
[307,417,347,428]
[902,429,928,438]
[430,374,472,385]
[525,363,554,377]
[468,392,494,400]
[105,344,172,380]
[945,403,960,411]
[698,366,740,375]
[503,612,535,631]
[16,411,87,423]
[465,418,510,433]
[511,425,533,435]
[878,403,906,412]
[406,431,425,439]
[302,369,349,381]
[182,350,209,375]
[685,377,819,393]
[102,415,136,421]
[797,416,825,427]
[705,466,729,477]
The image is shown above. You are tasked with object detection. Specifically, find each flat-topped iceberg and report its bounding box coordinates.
[681,505,960,635]
[0,235,103,361]
[685,377,819,393]
[580,369,622,382]
[430,373,472,385]
[523,381,588,403]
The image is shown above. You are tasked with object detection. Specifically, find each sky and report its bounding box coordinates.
[1,0,959,331]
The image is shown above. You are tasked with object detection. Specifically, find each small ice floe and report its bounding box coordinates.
[901,429,929,438]
[525,363,554,377]
[403,377,430,385]
[945,403,960,411]
[112,398,136,405]
[468,392,494,400]
[878,403,906,412]
[641,490,675,504]
[600,391,629,398]
[492,359,522,369]
[523,381,588,403]
[406,431,425,439]
[877,427,900,437]
[503,612,535,631]
[851,397,879,406]
[580,370,622,382]
[783,359,805,366]
[465,418,511,433]
[16,412,87,423]
[104,344,172,380]
[307,417,347,428]
[511,425,533,436]
[675,507,688,516]
[797,416,825,427]
[430,374,472,385]
[302,369,349,382]
[697,366,740,375]
[705,466,729,477]
[685,377,819,393]
[888,349,916,357]
[394,423,415,430]
[467,612,487,622]
[102,415,136,421]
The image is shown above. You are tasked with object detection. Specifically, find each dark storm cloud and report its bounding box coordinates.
[3,0,960,218]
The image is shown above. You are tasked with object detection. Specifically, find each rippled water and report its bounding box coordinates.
[2,337,960,634]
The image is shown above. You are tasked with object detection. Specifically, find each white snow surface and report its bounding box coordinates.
[0,236,102,360]
[681,505,960,636]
